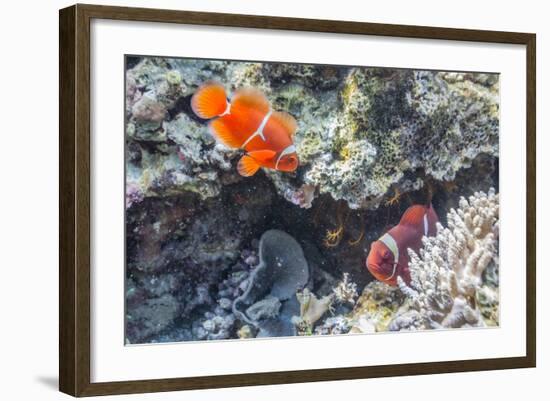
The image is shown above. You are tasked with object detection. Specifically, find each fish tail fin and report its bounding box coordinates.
[209,118,243,148]
[237,154,261,177]
[191,82,229,119]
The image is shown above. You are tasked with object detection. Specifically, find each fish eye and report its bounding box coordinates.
[383,250,392,260]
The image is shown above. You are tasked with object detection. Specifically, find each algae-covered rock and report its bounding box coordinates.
[348,281,405,332]
[299,68,499,209]
[125,57,498,210]
[126,294,180,342]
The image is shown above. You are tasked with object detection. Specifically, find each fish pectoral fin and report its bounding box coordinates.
[191,82,228,119]
[271,111,298,137]
[237,155,261,177]
[247,149,277,163]
[209,118,243,148]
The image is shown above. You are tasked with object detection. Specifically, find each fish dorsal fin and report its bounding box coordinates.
[271,111,298,137]
[209,118,243,148]
[191,82,228,119]
[399,205,428,228]
[247,149,277,162]
[237,155,261,177]
[231,88,270,115]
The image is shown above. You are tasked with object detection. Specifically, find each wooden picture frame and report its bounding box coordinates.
[59,3,536,397]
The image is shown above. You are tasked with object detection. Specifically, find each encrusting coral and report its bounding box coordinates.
[389,189,499,330]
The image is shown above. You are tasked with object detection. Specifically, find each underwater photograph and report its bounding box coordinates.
[124,55,500,344]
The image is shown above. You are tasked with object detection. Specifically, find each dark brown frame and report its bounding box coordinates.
[59,3,536,397]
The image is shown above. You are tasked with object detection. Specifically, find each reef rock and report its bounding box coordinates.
[126,294,180,343]
[125,58,499,210]
[125,181,272,343]
[298,69,499,209]
[346,281,405,333]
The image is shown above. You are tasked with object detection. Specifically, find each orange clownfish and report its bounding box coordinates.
[366,204,439,286]
[191,82,299,177]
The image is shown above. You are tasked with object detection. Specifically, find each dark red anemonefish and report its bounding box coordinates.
[191,82,299,177]
[366,204,439,286]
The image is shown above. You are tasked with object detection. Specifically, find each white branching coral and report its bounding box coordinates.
[333,273,359,305]
[390,188,499,330]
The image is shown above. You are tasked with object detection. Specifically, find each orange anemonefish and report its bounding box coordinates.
[366,204,439,286]
[191,82,299,177]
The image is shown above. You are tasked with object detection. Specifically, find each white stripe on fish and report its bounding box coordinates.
[275,144,297,170]
[378,232,400,281]
[241,109,272,148]
[423,213,429,236]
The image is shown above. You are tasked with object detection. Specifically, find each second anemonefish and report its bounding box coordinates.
[366,203,439,286]
[191,82,299,177]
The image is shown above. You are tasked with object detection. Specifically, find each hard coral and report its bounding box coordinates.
[390,189,499,330]
[126,58,499,211]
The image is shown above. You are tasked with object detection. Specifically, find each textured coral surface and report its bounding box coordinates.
[125,57,498,210]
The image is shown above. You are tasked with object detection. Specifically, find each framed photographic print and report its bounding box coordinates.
[59,3,536,397]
